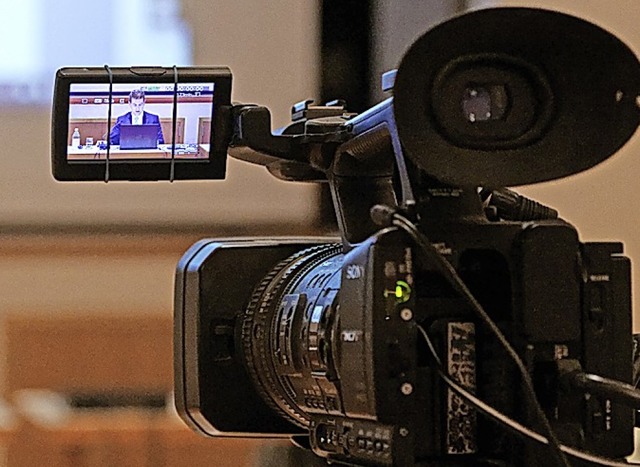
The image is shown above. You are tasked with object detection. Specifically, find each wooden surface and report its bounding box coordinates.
[67,143,209,160]
[0,232,202,258]
[3,311,174,396]
[0,230,330,466]
[68,118,109,146]
[0,231,332,320]
[6,408,277,467]
[160,117,186,144]
[198,117,210,143]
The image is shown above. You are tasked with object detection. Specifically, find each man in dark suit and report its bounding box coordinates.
[109,89,165,145]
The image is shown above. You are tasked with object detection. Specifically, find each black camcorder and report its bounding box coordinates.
[51,7,640,467]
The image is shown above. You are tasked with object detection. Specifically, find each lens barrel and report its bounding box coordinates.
[240,243,344,428]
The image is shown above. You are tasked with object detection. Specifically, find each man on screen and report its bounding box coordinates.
[109,89,165,145]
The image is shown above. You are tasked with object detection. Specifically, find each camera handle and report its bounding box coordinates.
[228,95,424,248]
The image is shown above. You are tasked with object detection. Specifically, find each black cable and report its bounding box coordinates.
[567,371,640,409]
[170,65,179,182]
[104,65,113,183]
[417,325,633,467]
[632,334,640,388]
[381,209,570,467]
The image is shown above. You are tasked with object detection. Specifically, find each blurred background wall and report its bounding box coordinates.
[0,0,323,314]
[0,3,327,464]
[0,0,636,317]
[0,0,638,464]
[0,0,321,229]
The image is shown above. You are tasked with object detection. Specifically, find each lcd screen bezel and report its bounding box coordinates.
[52,66,232,181]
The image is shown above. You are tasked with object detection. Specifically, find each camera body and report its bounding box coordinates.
[170,8,640,466]
[175,208,633,466]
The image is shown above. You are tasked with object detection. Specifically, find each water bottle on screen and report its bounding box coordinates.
[71,128,81,148]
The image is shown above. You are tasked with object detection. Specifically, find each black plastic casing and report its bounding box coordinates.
[174,237,333,437]
[52,66,232,181]
[174,222,634,466]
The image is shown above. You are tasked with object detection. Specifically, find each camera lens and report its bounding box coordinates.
[462,85,509,122]
[240,243,343,428]
[426,54,551,151]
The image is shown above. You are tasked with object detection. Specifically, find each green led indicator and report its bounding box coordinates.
[395,280,411,303]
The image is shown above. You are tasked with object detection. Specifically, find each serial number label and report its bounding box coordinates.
[447,322,477,455]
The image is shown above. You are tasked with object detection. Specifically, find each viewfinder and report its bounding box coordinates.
[462,85,509,123]
[52,67,232,181]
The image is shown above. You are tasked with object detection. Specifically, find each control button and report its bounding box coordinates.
[592,410,604,433]
[129,67,168,76]
[589,284,606,330]
[326,397,336,410]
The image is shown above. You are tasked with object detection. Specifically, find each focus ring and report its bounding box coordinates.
[240,243,341,428]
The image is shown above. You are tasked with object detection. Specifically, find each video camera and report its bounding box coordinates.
[51,7,640,467]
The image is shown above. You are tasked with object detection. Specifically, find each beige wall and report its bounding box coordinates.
[468,0,640,330]
[0,1,321,229]
[2,2,638,325]
[0,2,322,316]
[370,1,464,102]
